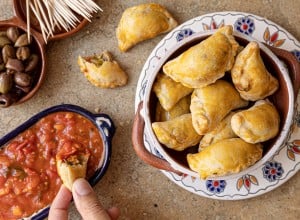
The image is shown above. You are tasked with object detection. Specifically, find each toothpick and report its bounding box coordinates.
[26,0,31,43]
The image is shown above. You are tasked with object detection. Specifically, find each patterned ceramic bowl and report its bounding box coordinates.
[132,29,300,180]
[0,104,115,219]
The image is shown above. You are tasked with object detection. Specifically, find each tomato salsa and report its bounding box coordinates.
[0,112,104,220]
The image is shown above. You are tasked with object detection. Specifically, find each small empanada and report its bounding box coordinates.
[231,41,279,101]
[116,3,178,52]
[152,114,202,151]
[190,80,248,135]
[187,138,263,179]
[231,100,280,143]
[78,51,128,88]
[199,111,237,150]
[153,73,193,111]
[163,25,239,88]
[56,152,90,191]
[155,95,191,122]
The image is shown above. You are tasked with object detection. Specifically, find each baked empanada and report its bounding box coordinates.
[190,80,248,135]
[199,111,237,150]
[153,73,193,111]
[56,152,90,191]
[163,25,239,88]
[187,138,263,179]
[152,114,202,151]
[231,41,279,101]
[116,3,178,52]
[78,51,128,88]
[231,100,280,143]
[155,95,191,122]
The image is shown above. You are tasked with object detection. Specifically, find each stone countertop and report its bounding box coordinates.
[0,0,299,219]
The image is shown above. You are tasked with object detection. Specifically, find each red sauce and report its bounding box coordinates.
[0,112,104,220]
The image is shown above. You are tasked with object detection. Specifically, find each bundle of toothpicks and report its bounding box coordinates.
[26,0,102,43]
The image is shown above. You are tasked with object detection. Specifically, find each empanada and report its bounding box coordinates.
[153,73,193,111]
[231,41,279,101]
[78,51,128,88]
[163,25,239,88]
[56,152,90,191]
[155,95,191,122]
[231,100,280,143]
[199,111,237,150]
[152,114,202,151]
[116,3,178,52]
[190,80,248,135]
[187,138,263,179]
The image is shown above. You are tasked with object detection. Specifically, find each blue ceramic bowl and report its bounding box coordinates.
[0,104,115,219]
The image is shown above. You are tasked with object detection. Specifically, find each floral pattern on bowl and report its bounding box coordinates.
[135,11,300,200]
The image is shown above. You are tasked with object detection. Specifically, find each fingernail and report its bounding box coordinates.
[73,178,93,196]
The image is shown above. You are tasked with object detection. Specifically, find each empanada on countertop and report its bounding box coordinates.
[199,111,237,150]
[190,80,248,135]
[231,41,279,101]
[187,138,263,179]
[231,100,280,143]
[152,114,202,151]
[155,95,191,122]
[153,73,193,111]
[163,25,239,88]
[78,51,128,88]
[116,3,178,52]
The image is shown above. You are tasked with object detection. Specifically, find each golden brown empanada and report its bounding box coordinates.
[231,100,280,143]
[190,80,248,135]
[155,95,191,122]
[199,111,237,150]
[231,41,279,101]
[116,3,178,52]
[187,138,263,179]
[78,51,128,88]
[152,114,202,151]
[163,25,239,88]
[153,73,193,111]
[56,152,90,191]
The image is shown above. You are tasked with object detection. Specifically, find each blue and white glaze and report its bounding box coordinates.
[135,11,300,200]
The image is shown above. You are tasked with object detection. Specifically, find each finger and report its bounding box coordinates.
[107,207,120,220]
[72,178,111,220]
[48,185,72,220]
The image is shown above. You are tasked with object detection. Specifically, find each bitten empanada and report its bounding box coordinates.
[153,73,193,111]
[199,111,237,150]
[152,114,202,151]
[116,3,178,52]
[231,100,280,143]
[78,51,128,88]
[190,80,248,135]
[187,138,263,179]
[231,41,279,101]
[163,25,239,88]
[56,151,90,191]
[155,95,191,122]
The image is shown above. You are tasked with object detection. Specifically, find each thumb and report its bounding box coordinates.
[72,178,111,220]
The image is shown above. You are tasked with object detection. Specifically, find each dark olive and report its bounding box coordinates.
[5,58,24,72]
[16,47,30,61]
[6,27,20,43]
[0,72,13,94]
[0,63,5,72]
[14,72,32,87]
[2,44,16,63]
[0,35,12,47]
[14,34,31,47]
[25,54,39,72]
[0,93,16,108]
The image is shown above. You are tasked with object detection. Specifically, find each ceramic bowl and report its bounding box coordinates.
[132,29,300,179]
[0,0,89,107]
[0,104,115,219]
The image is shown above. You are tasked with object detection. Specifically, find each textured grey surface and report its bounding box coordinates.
[0,0,300,219]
